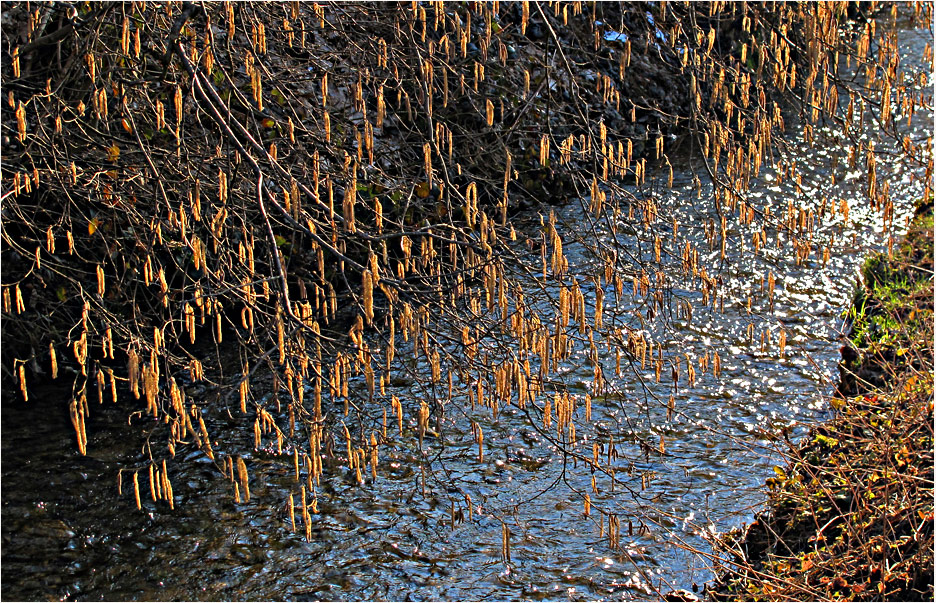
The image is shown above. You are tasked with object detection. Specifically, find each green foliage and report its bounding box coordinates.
[842,202,934,393]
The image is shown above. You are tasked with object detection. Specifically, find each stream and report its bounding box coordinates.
[2,18,932,603]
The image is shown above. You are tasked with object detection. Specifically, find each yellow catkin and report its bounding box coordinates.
[276,310,285,364]
[392,395,403,436]
[15,101,26,142]
[133,471,142,510]
[362,269,374,324]
[15,284,24,313]
[418,401,429,450]
[96,368,105,404]
[68,397,87,454]
[370,433,378,480]
[304,491,313,542]
[154,466,162,500]
[149,464,157,501]
[236,456,250,502]
[355,448,364,484]
[289,493,296,532]
[343,423,354,470]
[164,462,174,509]
[18,364,27,401]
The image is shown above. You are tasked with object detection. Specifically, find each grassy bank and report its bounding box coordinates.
[710,201,934,602]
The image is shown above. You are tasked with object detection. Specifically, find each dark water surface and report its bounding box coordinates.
[3,22,931,603]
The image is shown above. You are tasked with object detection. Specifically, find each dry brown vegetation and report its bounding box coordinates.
[1,1,932,592]
[711,202,933,601]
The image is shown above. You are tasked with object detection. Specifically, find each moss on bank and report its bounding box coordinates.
[710,201,934,602]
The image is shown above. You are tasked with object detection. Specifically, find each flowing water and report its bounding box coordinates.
[2,19,932,603]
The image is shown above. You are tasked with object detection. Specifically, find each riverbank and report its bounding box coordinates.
[709,201,935,601]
